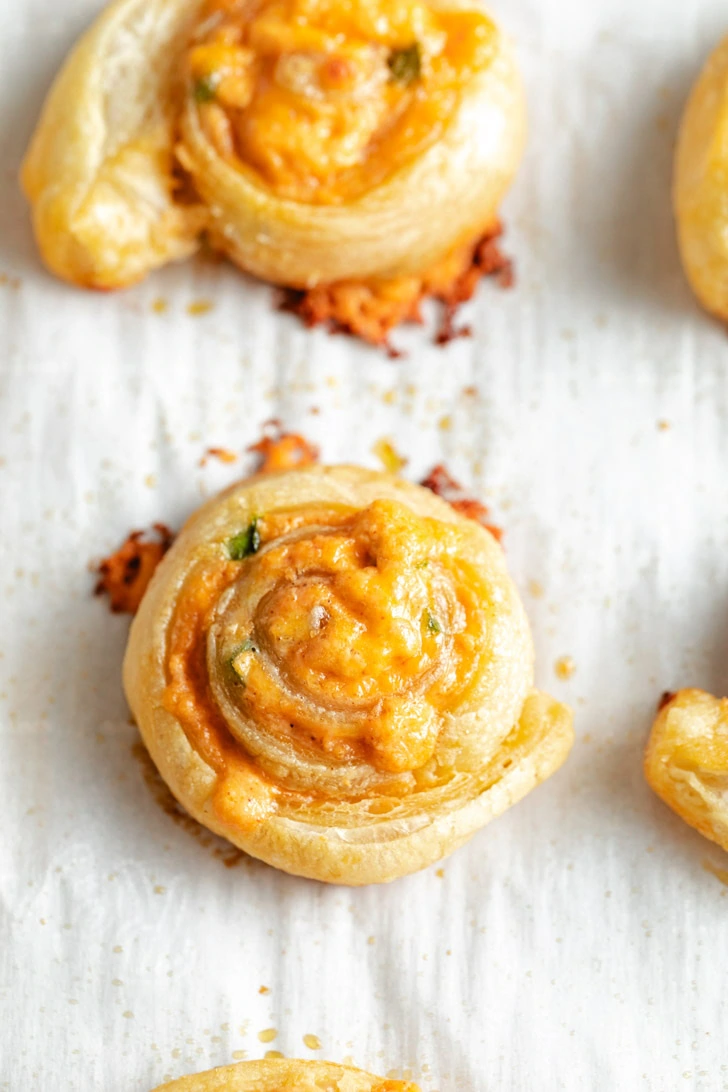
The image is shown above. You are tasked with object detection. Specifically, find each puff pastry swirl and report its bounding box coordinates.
[645,689,728,852]
[123,466,573,884]
[22,0,525,300]
[152,1058,419,1091]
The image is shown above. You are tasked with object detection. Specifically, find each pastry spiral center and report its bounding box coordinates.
[206,498,486,773]
[185,0,496,203]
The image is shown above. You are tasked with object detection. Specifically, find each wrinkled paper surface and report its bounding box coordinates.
[1,1,728,1088]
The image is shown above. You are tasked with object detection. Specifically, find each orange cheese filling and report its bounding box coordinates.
[186,0,497,203]
[162,498,489,824]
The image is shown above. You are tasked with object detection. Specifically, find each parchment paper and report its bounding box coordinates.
[2,0,728,1088]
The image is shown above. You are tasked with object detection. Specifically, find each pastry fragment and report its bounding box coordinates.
[674,34,728,320]
[645,689,728,852]
[22,0,525,344]
[123,464,573,884]
[151,1058,419,1091]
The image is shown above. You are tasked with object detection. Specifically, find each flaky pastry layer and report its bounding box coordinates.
[645,689,728,852]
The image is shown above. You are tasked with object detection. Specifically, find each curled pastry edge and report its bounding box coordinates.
[151,1058,419,1091]
[21,0,207,288]
[126,665,573,886]
[644,688,728,853]
[21,0,526,290]
[674,34,728,321]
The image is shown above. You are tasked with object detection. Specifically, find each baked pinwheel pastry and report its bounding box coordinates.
[22,0,525,344]
[123,465,572,884]
[645,689,728,852]
[152,1058,419,1091]
[674,34,728,320]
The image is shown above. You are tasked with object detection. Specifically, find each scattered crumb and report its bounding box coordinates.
[265,1051,284,1060]
[303,1034,322,1050]
[153,885,166,895]
[258,1029,277,1043]
[554,656,576,681]
[367,936,375,946]
[372,437,407,474]
[438,415,453,432]
[200,446,238,467]
[249,420,319,472]
[144,473,157,489]
[382,390,397,405]
[151,297,168,314]
[435,868,445,878]
[123,1011,134,1020]
[657,419,670,432]
[94,524,174,615]
[527,579,544,598]
[186,299,214,316]
[258,986,270,995]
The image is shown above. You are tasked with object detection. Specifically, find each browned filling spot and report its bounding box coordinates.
[421,464,502,542]
[94,523,174,614]
[279,223,513,354]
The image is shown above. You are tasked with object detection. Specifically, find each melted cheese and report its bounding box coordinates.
[186,0,497,203]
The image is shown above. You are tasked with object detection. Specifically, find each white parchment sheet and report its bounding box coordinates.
[2,0,728,1089]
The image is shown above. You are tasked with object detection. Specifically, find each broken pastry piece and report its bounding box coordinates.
[123,464,573,885]
[645,689,728,852]
[21,0,526,346]
[152,1058,419,1092]
[674,34,728,321]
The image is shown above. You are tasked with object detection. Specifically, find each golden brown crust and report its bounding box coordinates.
[123,465,573,885]
[645,688,728,852]
[151,1058,420,1092]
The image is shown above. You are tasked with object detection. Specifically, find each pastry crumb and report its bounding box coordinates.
[554,656,576,680]
[258,985,270,994]
[151,297,169,314]
[372,438,407,474]
[200,446,239,467]
[303,1034,322,1050]
[258,1028,277,1043]
[187,299,214,316]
